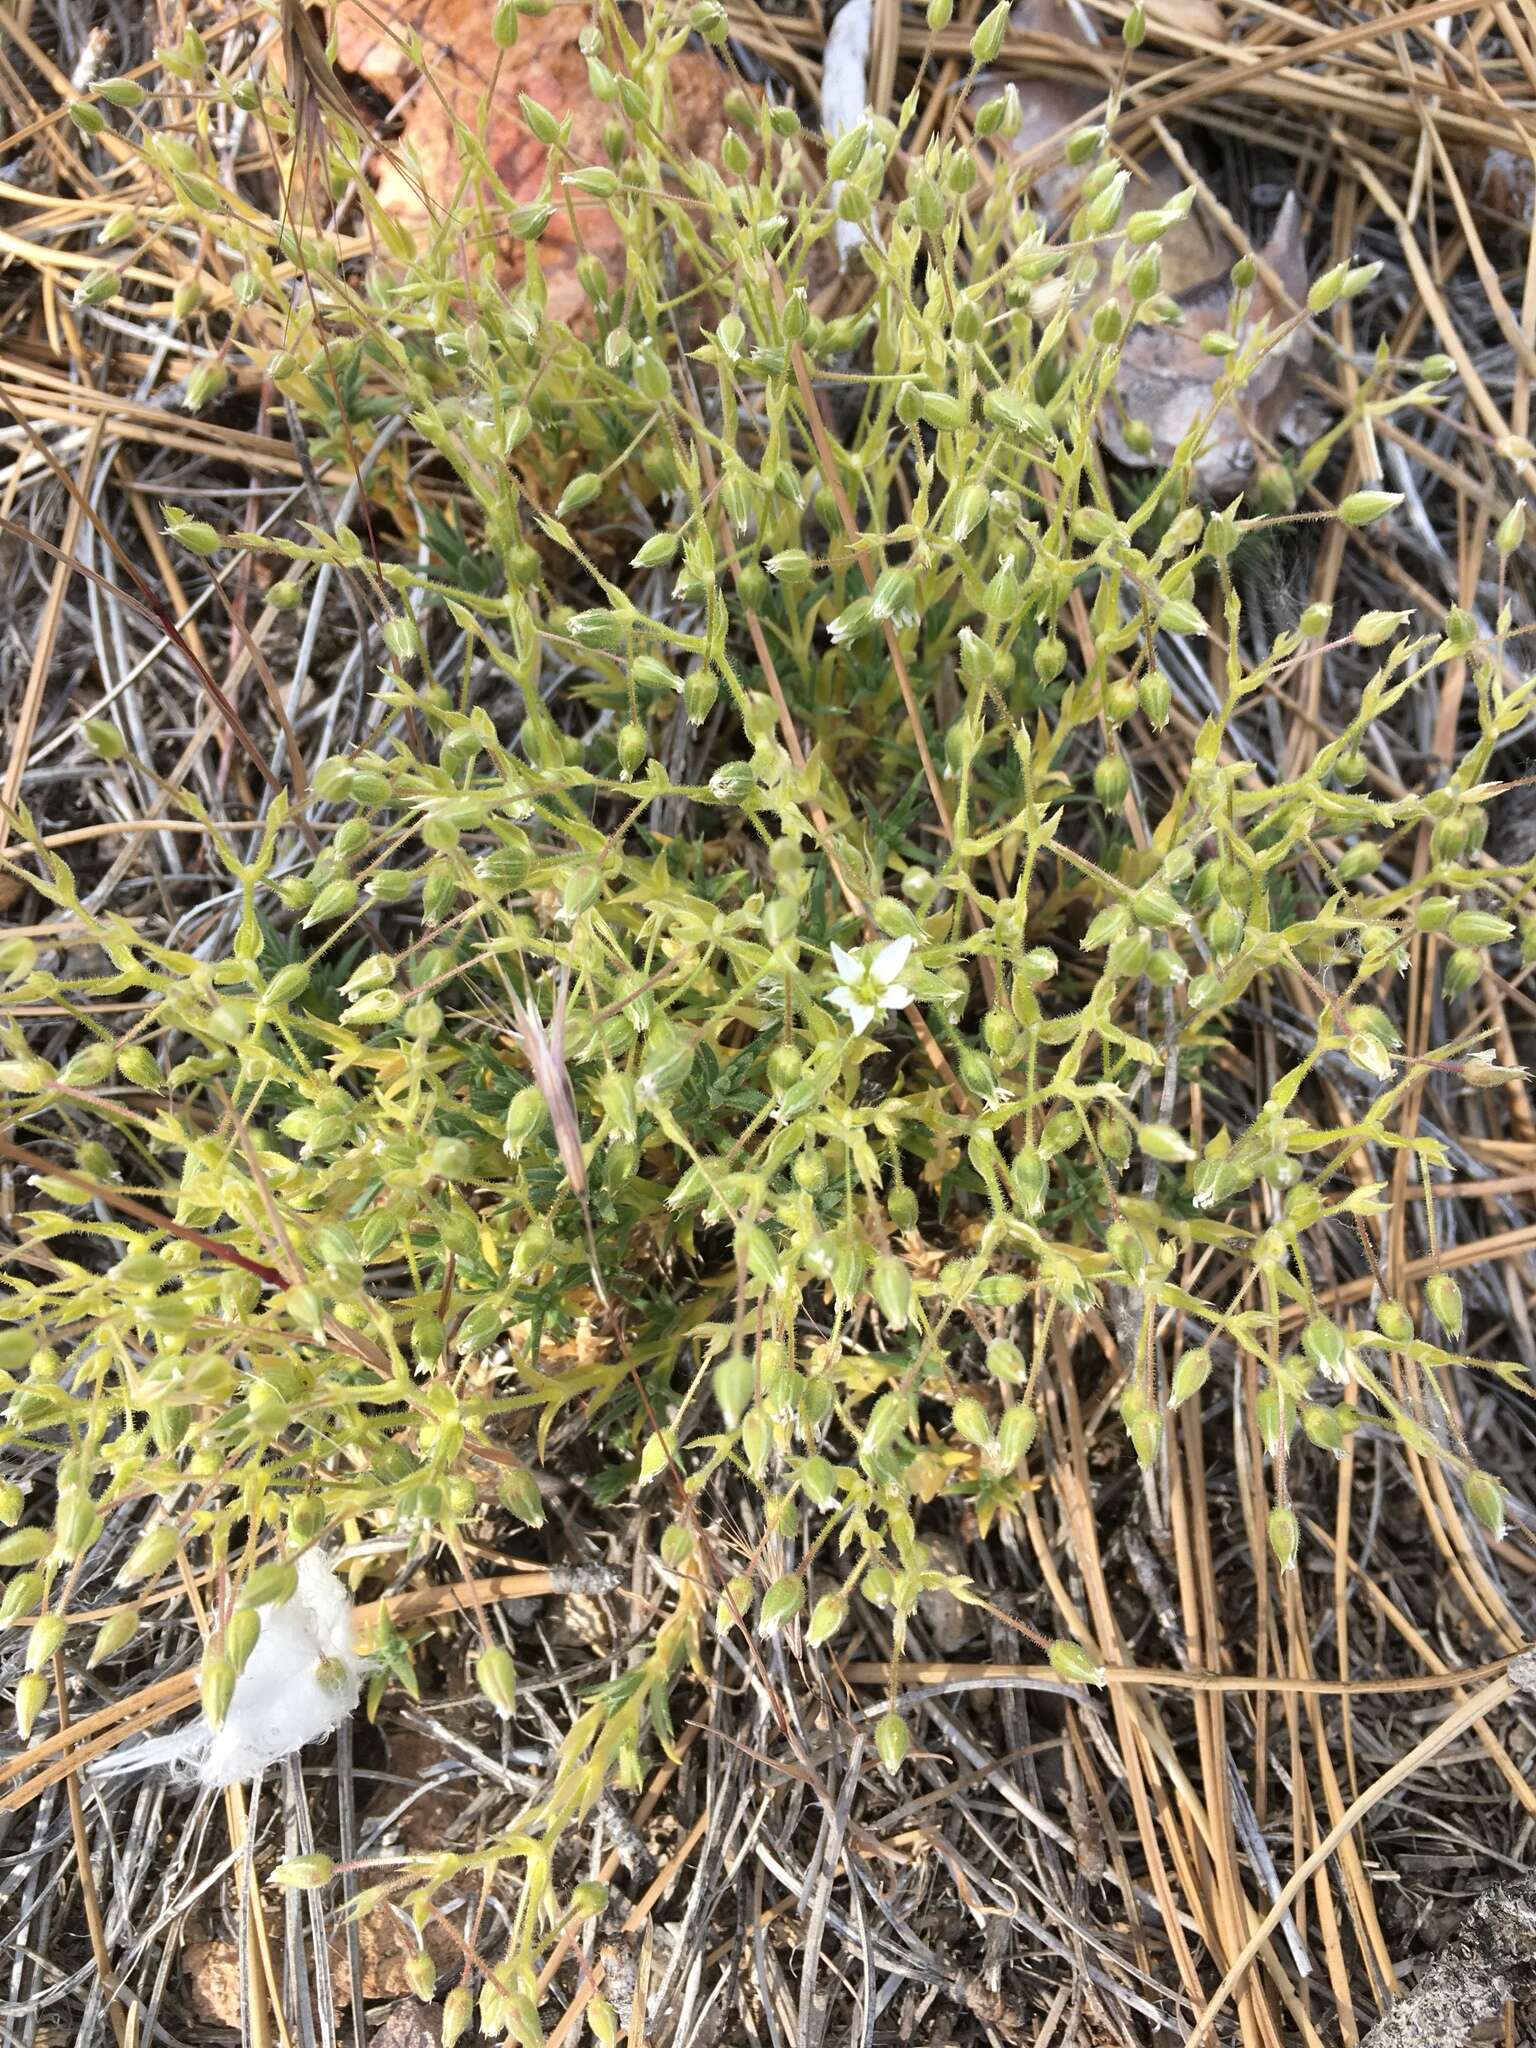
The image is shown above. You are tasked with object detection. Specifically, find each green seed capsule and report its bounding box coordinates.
[1011,1155,1048,1212]
[239,1560,297,1608]
[15,1672,48,1739]
[228,1606,261,1673]
[89,1608,138,1667]
[917,390,968,432]
[0,1570,42,1625]
[1170,1347,1211,1406]
[1466,1470,1505,1537]
[475,1645,518,1716]
[807,1590,846,1647]
[949,483,990,540]
[1335,843,1380,883]
[1094,752,1130,808]
[616,721,648,778]
[302,878,358,926]
[74,266,120,306]
[683,669,718,725]
[1104,676,1139,725]
[1430,813,1470,863]
[982,1007,1018,1060]
[1376,1299,1414,1344]
[871,1255,913,1329]
[758,1574,803,1634]
[54,1493,100,1559]
[1414,896,1455,934]
[1038,1108,1079,1156]
[1301,1316,1348,1377]
[1447,910,1513,947]
[1211,908,1247,961]
[712,1353,755,1429]
[442,1987,472,2048]
[555,472,601,519]
[997,1404,1036,1463]
[200,1652,235,1729]
[1443,946,1482,999]
[1048,1639,1104,1685]
[1034,635,1066,683]
[1302,1403,1344,1455]
[1338,489,1402,527]
[1108,930,1151,978]
[875,1709,910,1771]
[1425,1273,1463,1338]
[1137,670,1171,726]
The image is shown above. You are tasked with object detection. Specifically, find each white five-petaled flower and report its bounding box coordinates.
[827,935,915,1036]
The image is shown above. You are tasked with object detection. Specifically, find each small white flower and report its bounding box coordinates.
[827,935,915,1036]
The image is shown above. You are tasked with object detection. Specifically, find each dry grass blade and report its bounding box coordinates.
[505,970,610,1308]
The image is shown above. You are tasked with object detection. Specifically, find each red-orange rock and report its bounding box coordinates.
[330,0,729,325]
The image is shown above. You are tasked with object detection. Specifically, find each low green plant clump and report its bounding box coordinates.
[3,0,1534,2014]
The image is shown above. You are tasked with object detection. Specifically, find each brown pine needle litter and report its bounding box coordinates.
[4,0,1536,2044]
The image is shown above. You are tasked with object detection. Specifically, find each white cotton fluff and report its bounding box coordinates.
[94,1552,367,1789]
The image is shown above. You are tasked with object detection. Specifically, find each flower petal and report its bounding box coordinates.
[880,984,911,1011]
[827,985,854,1013]
[872,934,914,984]
[847,1001,876,1034]
[831,943,861,982]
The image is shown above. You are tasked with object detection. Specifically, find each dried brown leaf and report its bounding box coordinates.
[1101,191,1310,494]
[985,0,1222,252]
[1141,0,1225,43]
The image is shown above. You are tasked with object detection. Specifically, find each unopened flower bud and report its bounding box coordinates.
[475,1644,518,1716]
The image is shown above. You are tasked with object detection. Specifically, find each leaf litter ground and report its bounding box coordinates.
[4,2,1536,2046]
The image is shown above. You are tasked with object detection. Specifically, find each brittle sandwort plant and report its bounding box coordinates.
[3,0,1535,2009]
